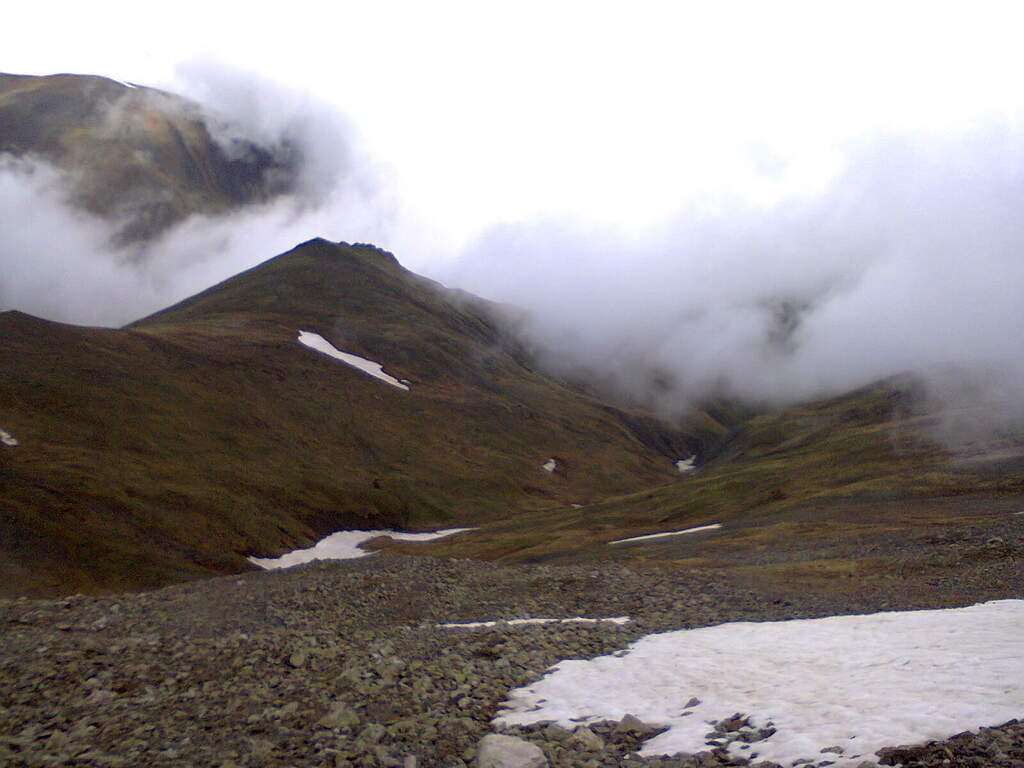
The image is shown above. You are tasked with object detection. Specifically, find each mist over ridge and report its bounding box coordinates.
[2,64,1023,432]
[445,129,1024,423]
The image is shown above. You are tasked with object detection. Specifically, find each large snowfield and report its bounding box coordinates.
[496,599,1024,767]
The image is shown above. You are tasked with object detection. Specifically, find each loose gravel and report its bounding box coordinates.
[1,554,1021,767]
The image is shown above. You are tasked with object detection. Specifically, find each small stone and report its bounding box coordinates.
[571,726,604,752]
[288,650,308,668]
[820,745,844,753]
[719,714,750,732]
[359,723,387,745]
[683,697,701,709]
[542,723,567,741]
[614,713,653,734]
[45,730,69,752]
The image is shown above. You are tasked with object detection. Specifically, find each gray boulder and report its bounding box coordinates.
[474,734,548,768]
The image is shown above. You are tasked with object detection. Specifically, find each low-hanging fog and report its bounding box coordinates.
[2,63,1023,431]
[446,129,1024,417]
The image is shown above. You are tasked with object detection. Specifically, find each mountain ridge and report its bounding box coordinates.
[0,238,710,597]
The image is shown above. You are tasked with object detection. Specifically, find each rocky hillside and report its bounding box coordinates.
[0,72,296,243]
[1,541,1021,768]
[0,238,724,597]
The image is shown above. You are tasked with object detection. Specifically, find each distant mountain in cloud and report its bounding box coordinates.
[0,72,302,244]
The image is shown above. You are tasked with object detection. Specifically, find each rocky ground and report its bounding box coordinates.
[1,526,1022,768]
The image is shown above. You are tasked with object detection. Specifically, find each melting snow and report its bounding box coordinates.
[0,429,17,447]
[496,599,1024,767]
[609,523,721,545]
[439,617,631,629]
[297,331,409,390]
[675,456,697,472]
[542,458,557,472]
[248,527,474,569]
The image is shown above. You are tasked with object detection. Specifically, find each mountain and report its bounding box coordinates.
[0,238,727,597]
[3,239,1019,600]
[0,72,296,243]
[2,71,1019,606]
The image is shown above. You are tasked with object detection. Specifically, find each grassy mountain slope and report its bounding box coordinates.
[414,376,1024,603]
[0,238,721,597]
[0,72,293,243]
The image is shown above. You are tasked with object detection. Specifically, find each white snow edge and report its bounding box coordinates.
[609,523,721,545]
[248,527,474,569]
[496,599,1024,768]
[297,331,409,390]
[0,429,17,447]
[439,617,631,629]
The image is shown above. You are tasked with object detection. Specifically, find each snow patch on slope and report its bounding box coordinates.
[609,523,721,545]
[0,429,18,447]
[675,456,697,473]
[297,331,409,390]
[248,527,473,569]
[496,600,1024,767]
[439,617,631,629]
[542,458,557,473]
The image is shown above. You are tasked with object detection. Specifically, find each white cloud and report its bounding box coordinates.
[445,130,1024,417]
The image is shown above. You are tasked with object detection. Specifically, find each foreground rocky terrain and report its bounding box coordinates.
[2,526,1022,768]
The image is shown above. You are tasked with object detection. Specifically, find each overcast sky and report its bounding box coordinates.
[5,1,1024,421]
[8,1,1024,262]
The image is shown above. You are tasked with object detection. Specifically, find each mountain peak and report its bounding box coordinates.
[0,238,698,596]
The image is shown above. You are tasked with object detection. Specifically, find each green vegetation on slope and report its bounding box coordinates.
[0,239,718,597]
[417,377,1024,575]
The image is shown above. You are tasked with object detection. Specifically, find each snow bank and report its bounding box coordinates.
[496,599,1024,767]
[439,617,631,629]
[248,527,474,569]
[297,331,409,390]
[609,523,721,545]
[0,429,18,447]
